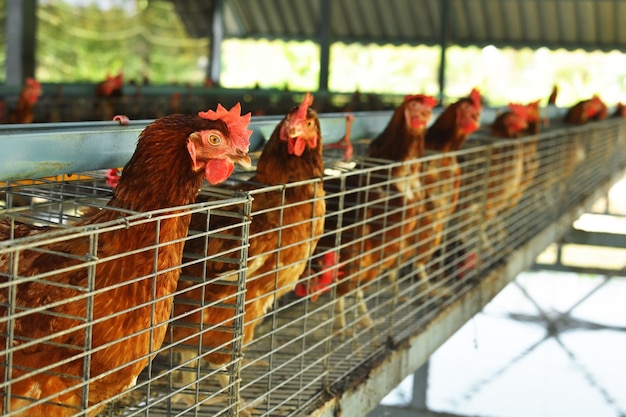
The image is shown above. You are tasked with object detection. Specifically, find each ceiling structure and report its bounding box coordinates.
[173,0,626,52]
[4,0,626,94]
[170,0,626,97]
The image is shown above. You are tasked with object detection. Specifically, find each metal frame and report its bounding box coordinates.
[0,114,624,416]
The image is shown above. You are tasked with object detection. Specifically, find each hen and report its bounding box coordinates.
[95,72,123,98]
[490,103,531,139]
[485,102,534,212]
[424,88,482,152]
[506,101,541,212]
[8,77,42,124]
[0,104,252,416]
[477,103,534,250]
[170,93,325,411]
[313,94,436,330]
[564,94,608,125]
[94,72,124,120]
[416,89,482,287]
[560,95,608,189]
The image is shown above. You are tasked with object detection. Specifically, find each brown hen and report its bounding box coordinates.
[8,77,42,124]
[314,94,437,331]
[0,104,252,416]
[170,93,325,412]
[564,94,608,125]
[416,89,482,284]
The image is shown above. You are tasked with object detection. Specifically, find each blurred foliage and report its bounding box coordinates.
[35,0,208,84]
[1,0,625,105]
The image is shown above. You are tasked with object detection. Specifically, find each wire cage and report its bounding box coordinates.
[0,115,624,417]
[0,172,252,416]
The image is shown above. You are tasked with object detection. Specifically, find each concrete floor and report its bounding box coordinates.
[371,270,626,417]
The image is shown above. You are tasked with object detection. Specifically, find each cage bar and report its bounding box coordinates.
[0,114,624,417]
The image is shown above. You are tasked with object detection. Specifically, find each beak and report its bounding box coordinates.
[229,149,252,170]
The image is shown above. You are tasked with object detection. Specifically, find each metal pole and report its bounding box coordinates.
[6,0,37,87]
[410,362,429,410]
[437,0,450,104]
[208,0,224,86]
[318,0,331,91]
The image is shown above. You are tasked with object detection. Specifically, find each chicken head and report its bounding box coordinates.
[97,72,124,96]
[189,103,252,184]
[279,92,318,156]
[403,94,438,131]
[586,95,607,119]
[504,103,530,135]
[23,78,42,105]
[456,88,482,134]
[524,100,541,123]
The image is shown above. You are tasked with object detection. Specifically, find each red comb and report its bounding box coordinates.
[295,92,314,121]
[25,78,40,88]
[198,103,252,151]
[469,88,482,109]
[403,94,438,108]
[507,103,528,120]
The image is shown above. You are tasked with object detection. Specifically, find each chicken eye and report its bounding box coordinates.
[307,120,313,128]
[208,134,221,145]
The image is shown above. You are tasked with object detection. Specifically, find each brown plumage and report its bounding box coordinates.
[170,93,325,409]
[8,78,42,124]
[484,101,539,222]
[416,89,482,277]
[513,101,541,210]
[0,106,251,416]
[561,97,607,187]
[425,88,482,152]
[315,95,436,329]
[564,95,608,125]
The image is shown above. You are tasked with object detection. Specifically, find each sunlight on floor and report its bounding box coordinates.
[380,271,626,417]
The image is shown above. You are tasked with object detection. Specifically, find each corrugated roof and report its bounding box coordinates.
[173,0,626,52]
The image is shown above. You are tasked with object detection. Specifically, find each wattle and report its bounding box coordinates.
[205,159,235,185]
[289,137,306,156]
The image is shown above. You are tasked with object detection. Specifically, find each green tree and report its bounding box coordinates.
[35,0,207,84]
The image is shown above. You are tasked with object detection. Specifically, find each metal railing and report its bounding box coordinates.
[0,113,624,416]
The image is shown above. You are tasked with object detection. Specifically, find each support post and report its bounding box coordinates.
[5,0,37,87]
[207,0,224,86]
[318,0,331,91]
[410,361,429,411]
[437,0,450,104]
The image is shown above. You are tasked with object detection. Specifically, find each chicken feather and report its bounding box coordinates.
[316,95,436,331]
[0,107,251,416]
[417,89,482,293]
[170,93,325,412]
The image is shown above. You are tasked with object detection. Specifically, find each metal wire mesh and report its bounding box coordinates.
[0,173,252,416]
[0,117,624,417]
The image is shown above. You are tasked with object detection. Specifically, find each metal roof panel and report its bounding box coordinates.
[171,0,626,51]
